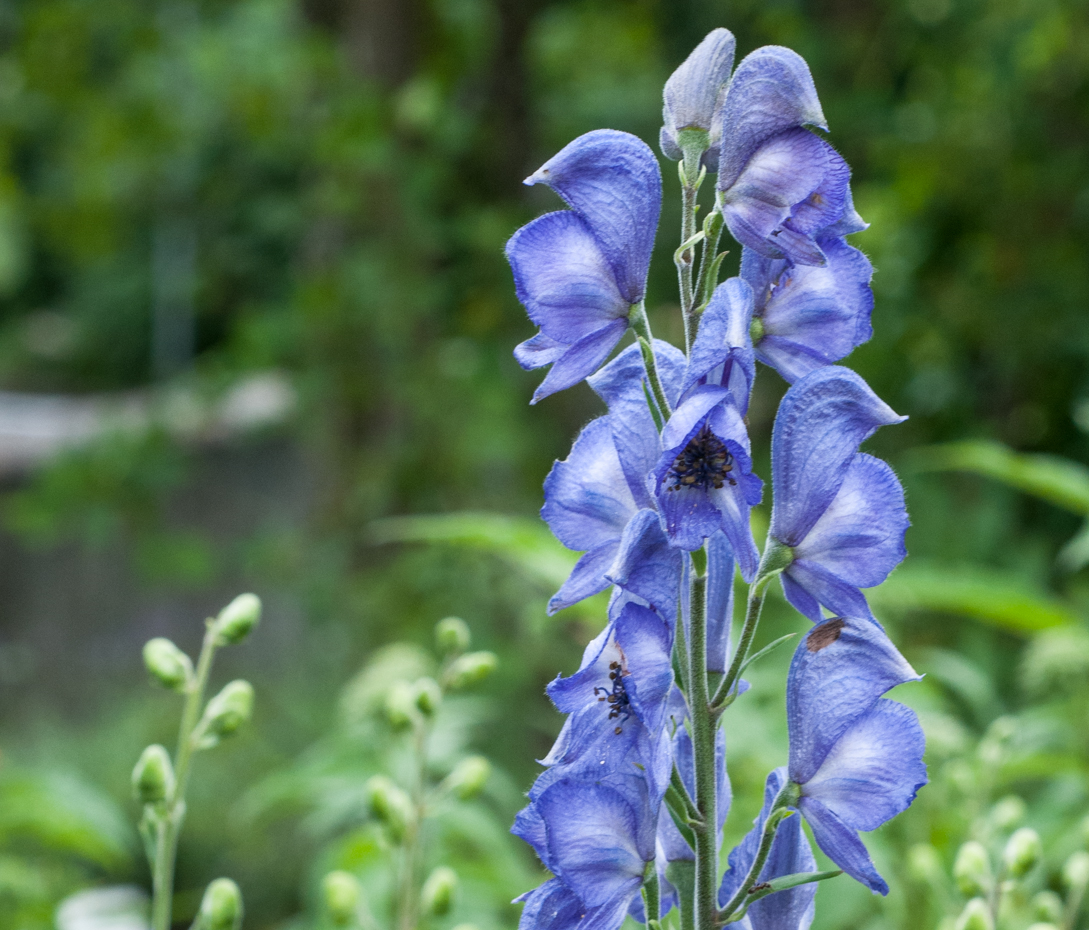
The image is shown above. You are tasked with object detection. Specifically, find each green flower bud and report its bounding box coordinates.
[385,681,419,729]
[956,898,994,930]
[132,744,175,805]
[1063,850,1089,890]
[907,843,944,884]
[420,866,457,916]
[954,841,993,897]
[199,878,243,930]
[990,795,1026,831]
[213,593,261,645]
[413,677,442,717]
[1003,827,1043,878]
[322,870,361,926]
[143,638,193,691]
[198,680,254,744]
[365,775,414,840]
[446,755,491,800]
[1031,891,1064,924]
[446,651,496,690]
[435,617,471,655]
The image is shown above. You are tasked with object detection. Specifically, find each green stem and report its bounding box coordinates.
[630,303,672,420]
[678,179,699,353]
[717,790,794,924]
[687,570,718,930]
[151,626,219,930]
[643,864,662,930]
[399,719,431,930]
[694,211,724,310]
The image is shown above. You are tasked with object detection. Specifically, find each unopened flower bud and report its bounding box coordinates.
[385,681,418,729]
[990,795,1026,831]
[1063,850,1089,890]
[956,898,994,930]
[322,870,361,926]
[199,878,243,930]
[446,756,490,800]
[954,841,992,897]
[365,775,414,840]
[1003,827,1042,878]
[421,866,457,916]
[435,617,470,655]
[1031,891,1064,924]
[143,638,192,691]
[213,593,261,645]
[199,680,254,743]
[907,843,943,884]
[413,677,442,716]
[446,651,496,689]
[132,744,174,805]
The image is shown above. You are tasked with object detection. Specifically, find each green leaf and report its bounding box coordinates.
[868,561,1079,632]
[738,633,798,676]
[909,440,1089,514]
[759,869,843,894]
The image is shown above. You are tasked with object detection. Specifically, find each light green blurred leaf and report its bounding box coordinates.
[909,440,1089,514]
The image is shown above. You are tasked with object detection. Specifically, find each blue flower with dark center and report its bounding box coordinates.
[715,47,863,266]
[507,130,662,403]
[784,616,926,894]
[768,366,908,621]
[719,768,818,930]
[741,240,874,384]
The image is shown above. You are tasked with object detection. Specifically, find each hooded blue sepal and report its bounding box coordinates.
[742,239,874,385]
[786,617,927,895]
[719,768,818,930]
[682,277,757,415]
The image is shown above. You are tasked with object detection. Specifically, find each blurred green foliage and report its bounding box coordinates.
[0,0,1087,927]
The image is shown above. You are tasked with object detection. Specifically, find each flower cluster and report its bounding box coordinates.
[507,26,926,930]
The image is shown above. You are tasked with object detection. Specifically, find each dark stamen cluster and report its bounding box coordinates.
[594,661,631,735]
[667,424,736,492]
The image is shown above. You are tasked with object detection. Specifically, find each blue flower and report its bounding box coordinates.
[741,239,874,384]
[652,386,763,578]
[682,278,757,415]
[540,600,675,799]
[768,367,908,621]
[508,130,662,403]
[786,616,926,894]
[660,28,737,170]
[715,48,858,267]
[514,773,659,930]
[719,768,818,930]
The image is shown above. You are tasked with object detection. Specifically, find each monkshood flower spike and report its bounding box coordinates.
[768,366,909,621]
[508,130,662,403]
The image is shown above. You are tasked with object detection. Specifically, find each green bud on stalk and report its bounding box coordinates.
[213,593,261,645]
[421,866,458,916]
[907,843,944,884]
[385,681,418,729]
[143,638,193,691]
[446,651,497,689]
[198,878,243,930]
[1063,850,1089,890]
[446,755,491,799]
[956,898,994,930]
[989,795,1026,831]
[412,677,442,716]
[322,870,362,926]
[132,744,174,805]
[1004,828,1043,878]
[435,617,471,655]
[1031,891,1064,924]
[365,775,414,840]
[198,680,254,744]
[954,841,993,897]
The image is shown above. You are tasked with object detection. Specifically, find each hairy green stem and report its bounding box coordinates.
[399,718,432,930]
[687,570,718,930]
[643,863,662,930]
[717,790,794,924]
[151,626,218,930]
[630,302,672,420]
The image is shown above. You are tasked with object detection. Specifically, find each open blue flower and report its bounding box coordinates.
[508,130,662,403]
[741,239,874,384]
[786,616,926,894]
[682,278,757,415]
[769,367,908,621]
[652,385,763,578]
[660,28,736,171]
[715,48,858,267]
[514,773,659,930]
[719,768,817,930]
